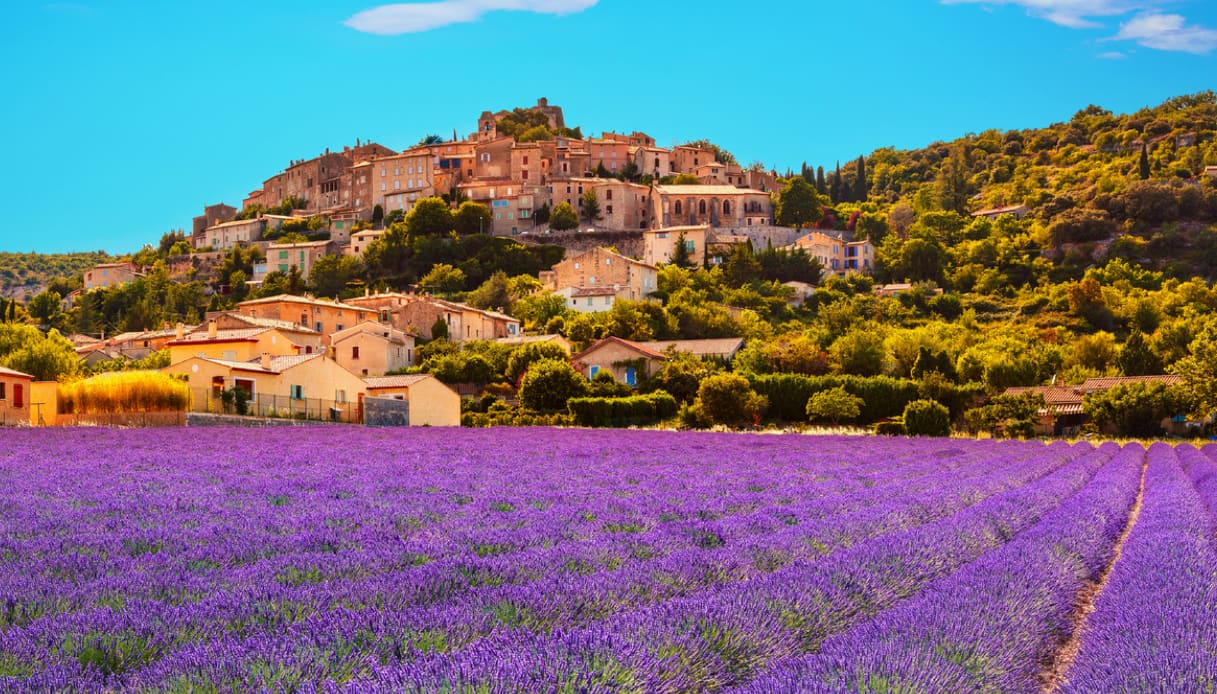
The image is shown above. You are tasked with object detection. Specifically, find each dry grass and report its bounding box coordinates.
[59,371,191,414]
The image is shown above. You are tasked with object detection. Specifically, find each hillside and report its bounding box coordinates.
[0,251,114,300]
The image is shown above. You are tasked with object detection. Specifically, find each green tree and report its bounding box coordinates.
[1139,142,1150,180]
[518,358,589,412]
[853,155,868,203]
[504,342,570,384]
[643,350,722,404]
[903,399,951,437]
[406,197,455,240]
[550,202,579,231]
[465,271,513,312]
[935,148,971,213]
[1117,329,1162,377]
[27,291,62,329]
[1083,381,1191,437]
[671,230,694,268]
[309,254,363,298]
[579,190,602,224]
[805,386,863,424]
[1171,327,1217,416]
[429,317,450,341]
[722,244,761,287]
[1,328,79,381]
[829,329,886,376]
[694,373,767,427]
[453,201,493,236]
[776,177,824,230]
[419,263,467,294]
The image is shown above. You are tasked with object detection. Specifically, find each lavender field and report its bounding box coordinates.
[1,428,1215,692]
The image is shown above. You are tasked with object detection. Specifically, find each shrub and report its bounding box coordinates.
[695,373,767,427]
[517,358,589,412]
[750,374,920,423]
[805,386,863,424]
[874,420,906,436]
[902,399,952,437]
[567,391,678,427]
[59,371,191,415]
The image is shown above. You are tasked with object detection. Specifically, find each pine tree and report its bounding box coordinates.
[853,155,868,203]
[1139,142,1150,180]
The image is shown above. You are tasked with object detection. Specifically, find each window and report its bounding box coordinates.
[723,201,731,214]
[699,200,707,215]
[605,258,611,265]
[606,190,613,200]
[352,346,360,360]
[315,321,323,332]
[589,365,600,379]
[674,201,682,215]
[625,367,636,386]
[335,389,347,403]
[0,382,5,400]
[290,385,304,400]
[606,205,613,215]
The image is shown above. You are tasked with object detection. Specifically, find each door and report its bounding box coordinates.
[13,384,22,409]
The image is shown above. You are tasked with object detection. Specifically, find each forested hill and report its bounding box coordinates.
[817,91,1217,283]
[0,251,113,300]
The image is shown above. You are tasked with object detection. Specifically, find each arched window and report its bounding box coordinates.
[723,201,731,215]
[698,200,706,215]
[674,201,682,215]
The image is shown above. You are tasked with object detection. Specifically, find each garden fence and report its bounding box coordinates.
[189,387,362,424]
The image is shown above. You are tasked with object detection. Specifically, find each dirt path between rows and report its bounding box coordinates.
[1038,457,1147,692]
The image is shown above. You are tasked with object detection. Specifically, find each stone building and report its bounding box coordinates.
[651,184,773,228]
[192,203,237,236]
[541,247,657,303]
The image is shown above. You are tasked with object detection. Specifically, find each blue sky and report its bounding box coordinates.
[2,0,1215,254]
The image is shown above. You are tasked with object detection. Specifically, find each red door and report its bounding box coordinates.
[13,384,23,408]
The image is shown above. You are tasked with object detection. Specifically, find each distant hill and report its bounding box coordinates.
[0,251,114,300]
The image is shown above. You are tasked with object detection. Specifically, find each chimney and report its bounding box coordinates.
[207,321,218,339]
[175,323,185,340]
[260,353,272,370]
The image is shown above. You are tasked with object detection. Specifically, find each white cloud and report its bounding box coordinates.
[942,0,1157,29]
[1114,12,1217,53]
[345,0,598,35]
[944,0,1217,54]
[1097,50,1127,58]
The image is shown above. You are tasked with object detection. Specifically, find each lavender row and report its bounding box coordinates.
[1059,444,1217,692]
[0,428,1060,690]
[104,438,1080,691]
[740,442,1145,693]
[328,443,1112,691]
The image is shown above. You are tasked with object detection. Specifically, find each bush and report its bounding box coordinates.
[695,373,767,427]
[567,391,678,427]
[750,373,920,423]
[874,420,906,436]
[902,399,952,437]
[58,371,191,415]
[805,386,863,424]
[517,358,589,412]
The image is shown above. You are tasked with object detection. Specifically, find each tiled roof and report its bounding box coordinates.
[654,185,767,196]
[176,328,269,342]
[1080,375,1183,391]
[238,295,375,312]
[573,336,667,361]
[218,313,319,333]
[365,374,432,389]
[0,365,33,379]
[639,338,745,358]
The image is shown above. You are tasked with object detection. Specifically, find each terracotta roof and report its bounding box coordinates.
[365,374,432,389]
[175,328,269,343]
[0,365,34,379]
[654,184,768,196]
[573,336,667,362]
[1080,375,1183,391]
[216,313,319,333]
[570,287,621,297]
[639,338,745,359]
[332,321,410,345]
[1003,386,1085,416]
[238,295,375,313]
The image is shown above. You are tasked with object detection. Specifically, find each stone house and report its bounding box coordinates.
[642,225,707,266]
[344,293,520,343]
[541,247,658,303]
[0,365,33,426]
[263,240,334,281]
[571,337,666,386]
[192,203,237,236]
[371,150,435,213]
[236,295,377,341]
[363,374,461,427]
[84,262,142,290]
[651,185,773,229]
[330,321,414,377]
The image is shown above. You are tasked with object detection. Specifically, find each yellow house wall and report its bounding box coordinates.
[30,382,58,426]
[333,332,412,377]
[367,378,460,427]
[0,374,33,425]
[574,342,659,383]
[275,358,368,405]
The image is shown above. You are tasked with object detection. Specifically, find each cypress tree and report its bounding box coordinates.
[1138,142,1150,180]
[853,155,868,202]
[816,166,827,195]
[830,161,843,203]
[1,298,8,323]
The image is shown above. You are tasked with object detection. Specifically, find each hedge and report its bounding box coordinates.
[568,391,679,428]
[750,373,920,423]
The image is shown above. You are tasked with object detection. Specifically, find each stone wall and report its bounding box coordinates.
[364,396,411,427]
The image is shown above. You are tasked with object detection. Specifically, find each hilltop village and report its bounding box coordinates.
[4,93,1217,437]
